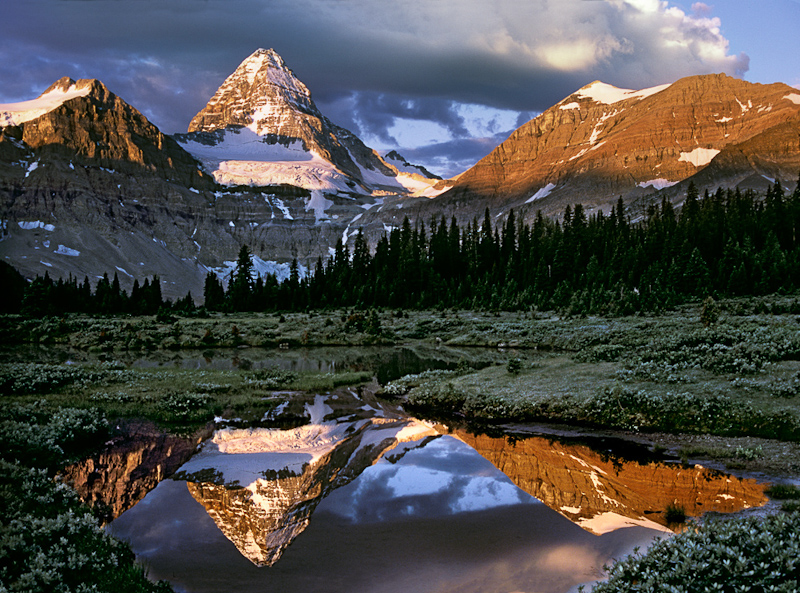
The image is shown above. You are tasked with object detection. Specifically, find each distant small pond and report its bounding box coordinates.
[7,343,514,383]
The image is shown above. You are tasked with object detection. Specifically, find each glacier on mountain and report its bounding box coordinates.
[576,81,672,105]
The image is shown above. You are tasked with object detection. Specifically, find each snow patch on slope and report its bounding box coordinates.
[526,183,556,203]
[0,83,91,127]
[579,512,673,535]
[678,147,720,167]
[638,179,679,190]
[54,245,80,257]
[179,128,312,162]
[18,220,55,232]
[213,158,354,192]
[179,129,360,192]
[784,94,800,105]
[208,255,308,284]
[305,191,334,222]
[577,82,671,105]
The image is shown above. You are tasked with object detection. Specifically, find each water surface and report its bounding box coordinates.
[106,389,767,593]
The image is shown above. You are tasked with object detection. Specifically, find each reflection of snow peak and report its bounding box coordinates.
[176,394,443,566]
[579,512,672,535]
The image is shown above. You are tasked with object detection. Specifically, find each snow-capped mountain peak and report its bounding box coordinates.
[181,49,443,198]
[189,48,317,136]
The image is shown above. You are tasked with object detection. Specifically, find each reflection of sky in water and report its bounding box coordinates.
[323,436,534,522]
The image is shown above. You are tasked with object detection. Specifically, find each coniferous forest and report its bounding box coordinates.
[4,181,800,317]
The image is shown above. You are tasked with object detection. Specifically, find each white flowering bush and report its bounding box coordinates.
[0,403,108,471]
[590,512,800,593]
[0,363,135,396]
[156,392,213,423]
[244,368,298,389]
[0,460,172,593]
[384,369,460,396]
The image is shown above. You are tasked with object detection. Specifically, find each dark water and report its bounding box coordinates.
[110,433,660,593]
[20,343,765,592]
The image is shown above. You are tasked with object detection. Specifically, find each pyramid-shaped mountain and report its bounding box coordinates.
[178,48,439,195]
[1,77,211,187]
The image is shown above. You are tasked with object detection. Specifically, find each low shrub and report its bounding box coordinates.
[156,392,213,423]
[0,460,172,593]
[507,358,523,374]
[590,512,800,592]
[766,484,800,500]
[664,503,686,525]
[0,403,108,471]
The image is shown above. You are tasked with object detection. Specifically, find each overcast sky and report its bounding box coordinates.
[3,0,799,177]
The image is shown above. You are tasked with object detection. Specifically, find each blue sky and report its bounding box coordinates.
[2,0,798,177]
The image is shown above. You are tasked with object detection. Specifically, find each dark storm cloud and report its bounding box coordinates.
[2,0,749,169]
[400,132,517,178]
[350,93,470,145]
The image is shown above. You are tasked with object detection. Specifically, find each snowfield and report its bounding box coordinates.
[0,82,91,126]
[577,81,672,105]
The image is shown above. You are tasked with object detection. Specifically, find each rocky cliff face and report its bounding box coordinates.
[7,77,212,188]
[3,64,799,296]
[451,430,767,533]
[423,74,800,222]
[0,74,360,297]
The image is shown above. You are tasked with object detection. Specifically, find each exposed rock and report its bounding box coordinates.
[2,64,799,296]
[423,74,800,223]
[185,49,398,189]
[14,77,212,188]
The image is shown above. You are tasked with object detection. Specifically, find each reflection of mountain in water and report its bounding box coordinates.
[61,421,207,523]
[80,388,768,569]
[177,394,439,566]
[449,430,768,534]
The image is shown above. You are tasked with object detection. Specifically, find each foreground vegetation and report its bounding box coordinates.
[0,361,370,592]
[588,511,800,593]
[2,297,800,592]
[0,400,172,592]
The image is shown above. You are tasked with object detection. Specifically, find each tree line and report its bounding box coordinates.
[3,180,799,317]
[0,266,196,317]
[204,180,800,315]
